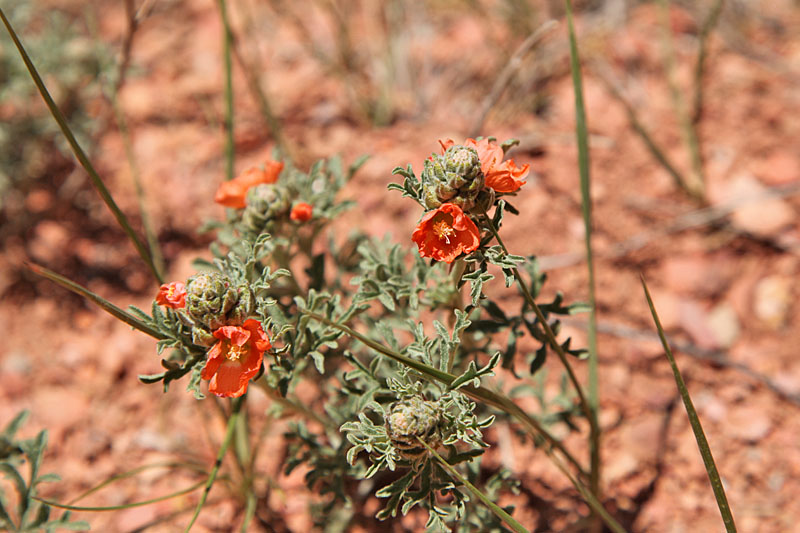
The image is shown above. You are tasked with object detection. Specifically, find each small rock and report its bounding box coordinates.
[728,406,772,442]
[661,255,730,296]
[28,221,70,264]
[706,303,740,348]
[678,299,719,350]
[755,149,800,186]
[716,173,796,237]
[753,275,792,328]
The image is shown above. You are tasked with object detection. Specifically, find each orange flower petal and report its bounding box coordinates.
[485,159,529,193]
[412,203,480,263]
[214,161,284,208]
[290,202,313,222]
[202,320,270,398]
[155,281,186,308]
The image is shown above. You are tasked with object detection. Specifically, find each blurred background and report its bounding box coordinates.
[1,0,798,530]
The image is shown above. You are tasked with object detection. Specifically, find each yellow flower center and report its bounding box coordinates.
[433,219,455,244]
[226,342,248,362]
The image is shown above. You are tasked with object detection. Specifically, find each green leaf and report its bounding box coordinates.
[641,276,737,532]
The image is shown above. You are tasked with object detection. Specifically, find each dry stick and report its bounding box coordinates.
[468,20,558,138]
[692,0,725,124]
[537,181,800,271]
[228,23,291,160]
[658,0,705,201]
[591,62,693,198]
[561,315,800,408]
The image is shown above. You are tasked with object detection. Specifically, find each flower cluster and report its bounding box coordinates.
[410,137,529,264]
[154,274,269,398]
[215,159,316,236]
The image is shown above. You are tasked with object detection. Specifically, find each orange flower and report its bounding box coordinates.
[214,160,284,208]
[439,138,529,193]
[155,281,186,309]
[201,319,271,398]
[290,202,313,222]
[412,203,480,263]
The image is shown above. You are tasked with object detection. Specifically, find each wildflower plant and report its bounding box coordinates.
[3,1,740,531]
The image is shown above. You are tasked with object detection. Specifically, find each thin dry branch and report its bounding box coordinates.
[537,181,800,270]
[468,20,558,138]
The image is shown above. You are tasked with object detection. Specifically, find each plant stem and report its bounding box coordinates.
[419,438,530,533]
[658,0,705,200]
[480,211,597,438]
[217,0,235,181]
[692,0,725,124]
[184,397,244,532]
[253,377,336,431]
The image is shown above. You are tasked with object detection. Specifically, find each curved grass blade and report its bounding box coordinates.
[641,275,737,532]
[418,438,529,533]
[33,481,205,512]
[183,396,243,532]
[564,0,601,501]
[68,462,208,505]
[26,263,164,340]
[0,8,163,283]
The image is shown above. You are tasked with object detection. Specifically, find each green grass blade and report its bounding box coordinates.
[33,481,205,512]
[419,438,529,533]
[564,0,601,500]
[184,396,243,532]
[640,275,737,532]
[0,8,163,283]
[217,0,235,181]
[26,263,164,340]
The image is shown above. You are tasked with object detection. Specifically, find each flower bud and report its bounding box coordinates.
[185,272,253,332]
[421,145,484,211]
[386,396,442,459]
[241,184,290,235]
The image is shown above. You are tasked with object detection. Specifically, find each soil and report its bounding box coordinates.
[2,0,799,531]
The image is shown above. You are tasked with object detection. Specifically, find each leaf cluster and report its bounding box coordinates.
[0,411,88,532]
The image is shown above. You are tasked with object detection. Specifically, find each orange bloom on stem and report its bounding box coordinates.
[412,203,480,263]
[214,160,284,208]
[155,281,186,309]
[439,138,529,193]
[201,319,271,398]
[290,202,313,222]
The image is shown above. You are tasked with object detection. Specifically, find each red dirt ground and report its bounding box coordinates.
[2,0,799,531]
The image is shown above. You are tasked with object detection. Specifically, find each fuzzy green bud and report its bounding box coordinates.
[420,145,484,210]
[185,272,254,333]
[241,184,291,235]
[386,396,442,459]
